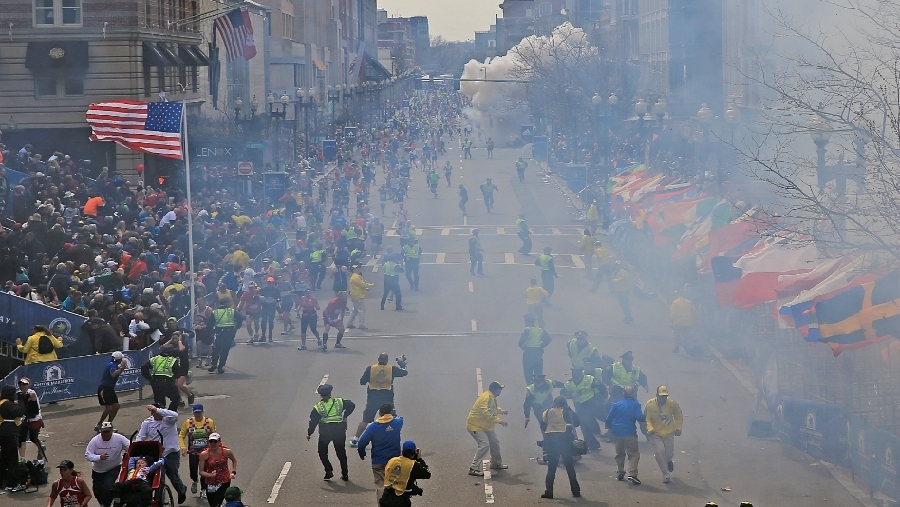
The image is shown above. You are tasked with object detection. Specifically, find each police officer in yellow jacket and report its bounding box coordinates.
[535,247,559,297]
[516,213,532,255]
[402,240,421,291]
[561,368,607,450]
[518,315,551,384]
[142,343,182,411]
[602,351,648,402]
[567,331,601,370]
[307,384,356,481]
[524,374,564,427]
[380,252,404,311]
[539,396,581,499]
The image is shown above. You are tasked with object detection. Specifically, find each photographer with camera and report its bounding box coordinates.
[379,441,431,507]
[352,353,408,448]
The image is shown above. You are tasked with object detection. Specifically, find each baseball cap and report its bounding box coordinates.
[317,383,333,395]
[402,440,417,452]
[167,317,177,322]
[18,377,30,385]
[488,381,504,391]
[56,460,75,469]
[111,351,124,361]
[100,422,114,431]
[575,330,588,338]
[657,386,669,396]
[224,486,243,500]
[192,404,204,413]
[208,433,221,442]
[621,350,634,360]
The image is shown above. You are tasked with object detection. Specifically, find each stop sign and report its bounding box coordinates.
[237,161,253,175]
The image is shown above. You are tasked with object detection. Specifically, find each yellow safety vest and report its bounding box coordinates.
[542,407,568,433]
[403,245,421,260]
[315,398,344,424]
[213,308,235,328]
[384,455,415,496]
[538,254,552,270]
[383,261,399,276]
[150,355,177,377]
[369,364,393,390]
[343,228,358,240]
[611,362,641,388]
[310,250,324,262]
[522,327,544,348]
[527,380,554,407]
[567,339,596,368]
[516,219,525,233]
[564,374,598,404]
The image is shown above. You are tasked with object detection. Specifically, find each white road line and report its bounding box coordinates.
[266,461,292,503]
[463,215,468,226]
[571,254,585,269]
[385,230,398,237]
[372,265,380,273]
[314,374,329,393]
[441,228,450,236]
[552,228,562,235]
[468,281,474,292]
[365,257,377,267]
[483,461,495,503]
[436,253,446,264]
[504,253,515,264]
[416,228,423,236]
[475,367,483,392]
[471,319,478,331]
[496,227,504,235]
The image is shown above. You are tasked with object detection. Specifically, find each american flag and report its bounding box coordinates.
[214,8,257,62]
[87,100,183,160]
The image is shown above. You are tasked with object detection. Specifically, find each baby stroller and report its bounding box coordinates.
[111,440,174,507]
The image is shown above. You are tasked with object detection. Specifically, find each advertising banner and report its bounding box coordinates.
[263,172,287,204]
[521,125,535,144]
[322,139,337,162]
[0,292,91,357]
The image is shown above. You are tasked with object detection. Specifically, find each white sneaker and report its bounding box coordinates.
[350,438,359,448]
[663,476,671,484]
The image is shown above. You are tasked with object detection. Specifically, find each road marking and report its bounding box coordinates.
[504,253,515,264]
[468,281,474,292]
[416,228,423,237]
[386,229,397,237]
[266,462,292,503]
[463,215,468,226]
[471,319,478,331]
[441,228,450,236]
[365,257,377,267]
[436,253,446,264]
[571,254,585,269]
[552,227,562,235]
[483,461,495,503]
[475,367,483,392]
[314,374,329,393]
[496,227,504,235]
[372,264,379,273]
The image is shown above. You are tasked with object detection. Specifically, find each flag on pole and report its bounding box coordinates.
[214,8,257,62]
[87,100,184,159]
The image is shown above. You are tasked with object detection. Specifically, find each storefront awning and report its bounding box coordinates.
[25,41,89,70]
[363,52,392,81]
[313,59,327,71]
[143,41,167,67]
[179,45,210,67]
[156,43,183,67]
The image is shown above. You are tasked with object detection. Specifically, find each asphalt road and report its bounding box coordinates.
[9,145,864,507]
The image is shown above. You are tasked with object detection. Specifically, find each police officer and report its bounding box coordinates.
[539,396,580,499]
[535,247,558,297]
[380,253,404,311]
[142,343,181,411]
[515,157,528,182]
[208,301,237,374]
[518,315,551,384]
[562,368,607,451]
[307,384,356,481]
[468,229,483,275]
[351,353,409,447]
[480,178,496,212]
[523,374,563,428]
[516,213,532,255]
[602,351,649,402]
[310,243,326,290]
[402,239,421,291]
[567,331,601,370]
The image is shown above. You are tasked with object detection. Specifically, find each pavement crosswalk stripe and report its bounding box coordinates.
[571,254,585,269]
[468,281,474,293]
[475,367,483,392]
[435,253,446,264]
[496,227,504,235]
[416,229,423,237]
[314,374,329,394]
[266,461,291,503]
[504,253,515,264]
[483,461,495,503]
[552,228,562,235]
[441,228,450,235]
[365,257,377,267]
[463,215,468,226]
[471,319,478,331]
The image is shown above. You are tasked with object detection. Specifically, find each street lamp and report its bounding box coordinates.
[652,99,667,126]
[810,115,834,194]
[327,85,340,136]
[266,92,289,171]
[635,98,648,131]
[296,87,315,159]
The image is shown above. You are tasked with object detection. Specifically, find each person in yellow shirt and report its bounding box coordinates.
[586,200,599,234]
[643,386,683,483]
[612,261,633,323]
[590,241,613,293]
[466,381,508,476]
[347,265,375,330]
[231,248,250,271]
[578,229,594,278]
[16,325,63,364]
[524,278,550,328]
[179,404,217,496]
[669,290,697,354]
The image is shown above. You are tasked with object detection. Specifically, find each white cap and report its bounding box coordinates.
[112,351,124,360]
[208,433,221,441]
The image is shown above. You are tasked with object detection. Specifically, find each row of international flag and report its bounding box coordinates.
[609,165,900,356]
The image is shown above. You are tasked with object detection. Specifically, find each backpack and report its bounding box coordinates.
[37,334,54,355]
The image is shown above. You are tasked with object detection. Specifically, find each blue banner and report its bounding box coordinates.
[0,292,91,357]
[770,395,849,465]
[263,172,287,204]
[2,349,147,403]
[322,140,337,162]
[521,125,535,144]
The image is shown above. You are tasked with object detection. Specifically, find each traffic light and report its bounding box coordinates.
[158,176,168,187]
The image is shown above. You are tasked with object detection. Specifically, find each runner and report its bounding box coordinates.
[321,291,349,350]
[297,289,322,351]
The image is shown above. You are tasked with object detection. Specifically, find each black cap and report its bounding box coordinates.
[317,384,333,395]
[575,330,588,338]
[56,460,75,469]
[621,351,634,360]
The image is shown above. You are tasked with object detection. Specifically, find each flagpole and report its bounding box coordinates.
[180,97,196,333]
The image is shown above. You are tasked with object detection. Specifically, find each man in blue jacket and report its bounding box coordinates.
[358,403,404,496]
[605,386,645,485]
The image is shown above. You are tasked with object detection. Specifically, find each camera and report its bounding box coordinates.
[410,484,424,496]
[396,354,408,368]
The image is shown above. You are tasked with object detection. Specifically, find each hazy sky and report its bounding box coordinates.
[377,0,502,42]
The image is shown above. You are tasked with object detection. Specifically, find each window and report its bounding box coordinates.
[34,75,84,98]
[488,39,496,48]
[525,8,534,18]
[282,12,294,40]
[34,0,81,26]
[538,2,552,17]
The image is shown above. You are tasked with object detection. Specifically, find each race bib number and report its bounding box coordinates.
[192,438,208,449]
[207,484,221,493]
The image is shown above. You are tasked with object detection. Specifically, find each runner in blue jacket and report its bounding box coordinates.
[358,403,404,493]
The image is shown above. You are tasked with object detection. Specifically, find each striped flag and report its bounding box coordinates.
[87,100,183,159]
[214,8,257,62]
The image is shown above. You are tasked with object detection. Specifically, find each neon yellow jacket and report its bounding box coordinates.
[644,398,683,437]
[466,391,502,432]
[669,296,697,327]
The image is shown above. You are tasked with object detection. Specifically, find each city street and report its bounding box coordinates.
[8,146,865,507]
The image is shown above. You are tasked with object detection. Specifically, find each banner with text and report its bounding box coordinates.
[0,292,91,357]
